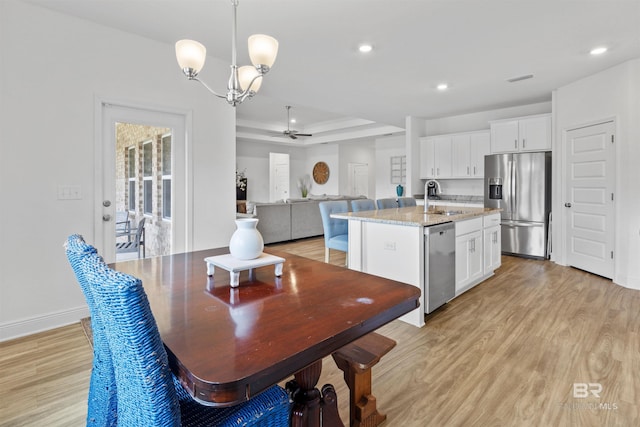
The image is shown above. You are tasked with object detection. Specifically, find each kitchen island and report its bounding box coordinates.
[332,205,501,327]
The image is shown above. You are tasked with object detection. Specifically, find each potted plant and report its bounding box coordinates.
[297,175,312,198]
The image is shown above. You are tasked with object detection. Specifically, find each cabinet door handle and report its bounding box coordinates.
[473,166,476,175]
[523,138,526,148]
[431,168,434,176]
[437,168,440,175]
[514,139,517,149]
[467,166,470,175]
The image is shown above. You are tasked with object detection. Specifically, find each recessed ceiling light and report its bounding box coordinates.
[290,118,296,124]
[358,44,373,53]
[590,46,608,55]
[437,83,448,91]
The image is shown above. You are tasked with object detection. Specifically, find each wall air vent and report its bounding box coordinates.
[507,74,534,83]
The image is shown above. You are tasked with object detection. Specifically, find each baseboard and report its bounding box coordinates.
[613,273,640,291]
[0,306,90,342]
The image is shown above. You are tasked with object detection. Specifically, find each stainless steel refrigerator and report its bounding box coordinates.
[484,152,551,259]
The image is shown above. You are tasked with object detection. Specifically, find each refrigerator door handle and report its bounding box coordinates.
[512,159,517,216]
[502,221,542,227]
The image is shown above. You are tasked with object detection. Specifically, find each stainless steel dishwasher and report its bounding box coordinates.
[424,222,455,313]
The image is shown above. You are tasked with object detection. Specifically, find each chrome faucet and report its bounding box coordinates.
[424,179,442,213]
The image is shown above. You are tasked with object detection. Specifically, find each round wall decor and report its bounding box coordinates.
[312,161,330,184]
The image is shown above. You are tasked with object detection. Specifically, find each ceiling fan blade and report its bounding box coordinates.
[294,133,312,137]
[289,134,298,140]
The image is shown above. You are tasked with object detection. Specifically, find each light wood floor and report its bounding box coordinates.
[2,237,639,426]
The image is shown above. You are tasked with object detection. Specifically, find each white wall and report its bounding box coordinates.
[236,141,306,202]
[406,116,426,197]
[338,140,376,197]
[424,101,551,135]
[553,58,640,289]
[0,1,236,340]
[374,136,406,199]
[306,144,340,195]
[237,139,377,201]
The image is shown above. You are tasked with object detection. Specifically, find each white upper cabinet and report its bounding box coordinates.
[423,130,490,179]
[470,132,490,177]
[519,115,551,151]
[452,134,471,177]
[433,136,453,178]
[490,114,551,153]
[420,137,435,178]
[420,135,452,178]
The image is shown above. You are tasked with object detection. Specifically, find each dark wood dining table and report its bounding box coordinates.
[113,247,420,426]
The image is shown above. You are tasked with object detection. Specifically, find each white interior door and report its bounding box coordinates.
[96,100,190,263]
[269,152,290,202]
[348,163,369,197]
[565,121,615,278]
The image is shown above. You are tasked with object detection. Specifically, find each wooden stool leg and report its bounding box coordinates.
[332,333,396,427]
[339,361,386,427]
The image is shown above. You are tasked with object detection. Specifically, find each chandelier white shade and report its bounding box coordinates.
[174,0,278,106]
[248,34,279,70]
[238,65,262,93]
[175,40,207,77]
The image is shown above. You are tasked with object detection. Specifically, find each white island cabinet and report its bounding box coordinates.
[333,206,502,328]
[455,217,484,296]
[347,220,424,326]
[483,213,502,275]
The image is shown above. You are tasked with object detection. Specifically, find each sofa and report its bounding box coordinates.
[248,195,366,244]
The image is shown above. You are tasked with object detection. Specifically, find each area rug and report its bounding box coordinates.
[80,317,93,348]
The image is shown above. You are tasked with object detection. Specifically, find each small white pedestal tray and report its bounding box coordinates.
[204,253,285,288]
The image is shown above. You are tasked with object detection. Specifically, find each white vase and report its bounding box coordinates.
[229,218,264,260]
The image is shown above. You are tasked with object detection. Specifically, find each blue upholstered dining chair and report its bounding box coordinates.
[65,235,117,426]
[376,198,398,209]
[65,235,290,427]
[319,200,349,264]
[351,199,376,212]
[397,197,417,207]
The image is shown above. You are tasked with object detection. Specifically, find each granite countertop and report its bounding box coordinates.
[331,205,501,227]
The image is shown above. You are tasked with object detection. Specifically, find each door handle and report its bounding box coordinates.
[103,214,112,222]
[564,202,572,208]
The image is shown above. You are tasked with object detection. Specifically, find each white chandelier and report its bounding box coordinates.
[175,0,279,107]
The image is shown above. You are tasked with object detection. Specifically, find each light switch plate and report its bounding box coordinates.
[57,185,82,200]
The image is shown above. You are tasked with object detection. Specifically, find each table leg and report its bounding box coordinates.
[230,271,240,287]
[206,262,215,276]
[274,262,283,277]
[287,361,344,427]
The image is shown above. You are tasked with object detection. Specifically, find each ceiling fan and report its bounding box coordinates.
[278,105,312,139]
